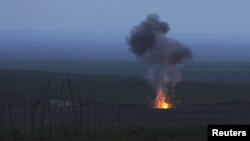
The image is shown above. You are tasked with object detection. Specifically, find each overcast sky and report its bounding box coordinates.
[0,0,250,35]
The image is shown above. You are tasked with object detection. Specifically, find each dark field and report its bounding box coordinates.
[0,61,250,141]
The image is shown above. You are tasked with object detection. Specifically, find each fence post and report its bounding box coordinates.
[67,76,78,135]
[232,88,237,123]
[92,91,96,134]
[7,91,14,134]
[48,94,52,138]
[77,85,83,132]
[60,79,65,135]
[0,87,6,137]
[41,79,50,139]
[118,95,121,131]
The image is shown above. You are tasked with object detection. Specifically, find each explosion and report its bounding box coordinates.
[154,88,173,109]
[127,13,192,109]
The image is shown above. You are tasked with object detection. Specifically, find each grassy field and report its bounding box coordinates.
[0,61,250,140]
[1,61,250,104]
[1,126,206,141]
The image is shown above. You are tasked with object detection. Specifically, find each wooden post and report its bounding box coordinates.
[48,94,52,138]
[53,85,58,134]
[41,80,50,138]
[60,80,65,134]
[232,88,236,123]
[118,95,121,131]
[30,99,39,138]
[7,91,14,134]
[67,76,77,135]
[77,85,83,132]
[0,87,6,136]
[92,91,96,134]
[25,83,34,138]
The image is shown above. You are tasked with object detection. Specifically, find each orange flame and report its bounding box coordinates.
[154,88,173,109]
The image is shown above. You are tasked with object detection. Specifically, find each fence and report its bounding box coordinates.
[0,77,250,139]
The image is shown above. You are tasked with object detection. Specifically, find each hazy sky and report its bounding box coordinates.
[0,0,250,35]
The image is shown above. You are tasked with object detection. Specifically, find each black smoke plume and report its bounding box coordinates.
[127,13,192,105]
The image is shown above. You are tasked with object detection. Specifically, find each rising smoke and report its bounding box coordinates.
[127,13,192,104]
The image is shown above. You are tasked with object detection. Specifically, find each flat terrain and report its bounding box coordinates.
[0,61,250,140]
